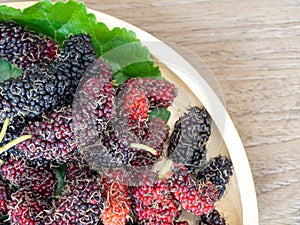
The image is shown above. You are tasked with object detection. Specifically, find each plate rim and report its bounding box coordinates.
[1,2,259,225]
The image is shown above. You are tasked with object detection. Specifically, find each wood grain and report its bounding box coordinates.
[78,1,300,224]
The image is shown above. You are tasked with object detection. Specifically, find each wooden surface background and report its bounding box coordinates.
[81,1,299,224]
[6,0,299,224]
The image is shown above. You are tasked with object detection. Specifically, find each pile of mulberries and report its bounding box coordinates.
[0,20,235,225]
[86,77,175,170]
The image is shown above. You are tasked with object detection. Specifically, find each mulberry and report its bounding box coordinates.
[0,70,58,120]
[196,156,233,199]
[8,189,50,225]
[72,61,116,147]
[168,106,211,173]
[101,173,131,225]
[166,165,218,217]
[48,34,97,106]
[199,209,227,225]
[18,106,76,163]
[131,173,181,225]
[0,21,59,70]
[45,176,104,225]
[1,157,57,198]
[117,88,149,138]
[116,77,175,139]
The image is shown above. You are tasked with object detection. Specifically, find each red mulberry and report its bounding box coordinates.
[101,173,131,225]
[166,165,218,217]
[131,173,181,225]
[125,78,177,108]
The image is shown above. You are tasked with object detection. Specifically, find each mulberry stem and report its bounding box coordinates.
[158,159,174,179]
[0,118,10,143]
[130,143,157,156]
[0,135,32,155]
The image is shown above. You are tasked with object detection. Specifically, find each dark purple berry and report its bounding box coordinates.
[168,106,211,173]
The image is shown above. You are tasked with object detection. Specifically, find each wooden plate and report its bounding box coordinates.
[2,2,259,225]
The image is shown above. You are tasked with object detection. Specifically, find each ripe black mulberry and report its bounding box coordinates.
[168,106,211,173]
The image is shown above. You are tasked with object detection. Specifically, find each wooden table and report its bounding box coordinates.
[81,1,299,224]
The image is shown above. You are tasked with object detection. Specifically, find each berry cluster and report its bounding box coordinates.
[0,20,234,225]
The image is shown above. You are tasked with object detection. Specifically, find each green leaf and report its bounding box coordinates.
[0,58,22,82]
[53,164,67,196]
[0,0,161,84]
[0,214,8,221]
[149,107,171,122]
[101,41,162,84]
